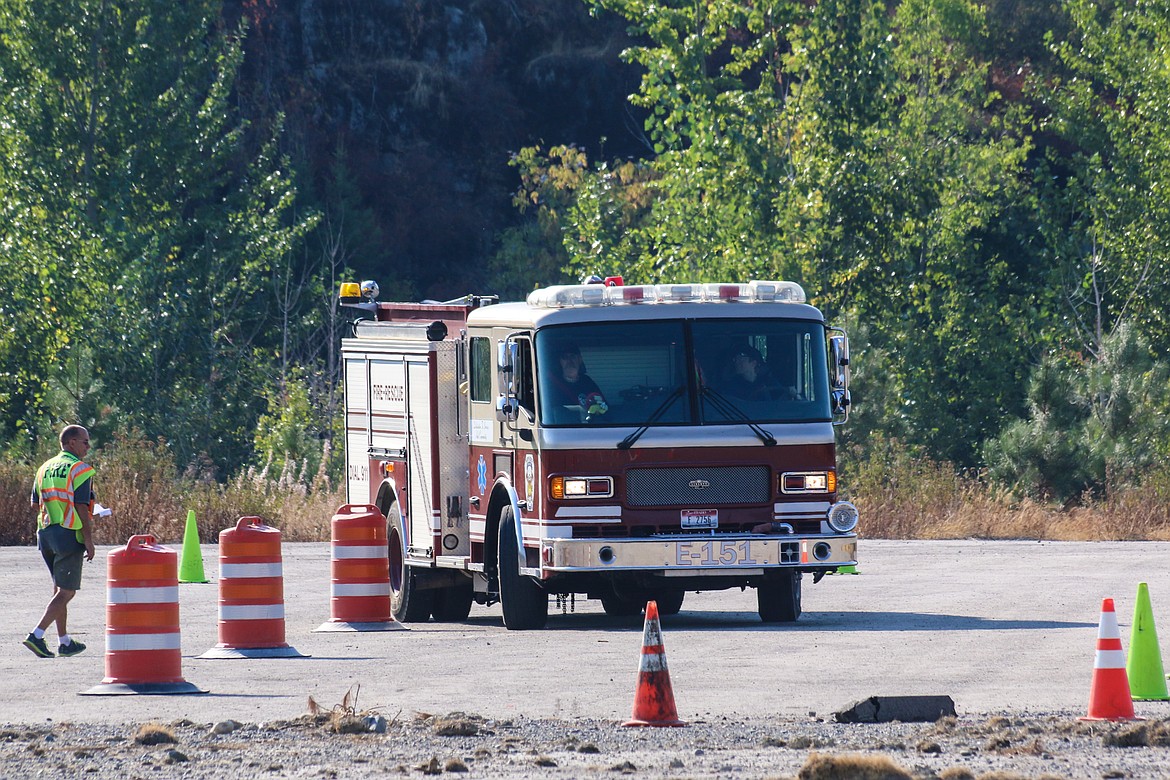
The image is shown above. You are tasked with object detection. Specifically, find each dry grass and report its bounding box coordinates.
[133,722,177,745]
[798,752,912,779]
[0,437,341,547]
[846,444,1170,541]
[5,435,1170,547]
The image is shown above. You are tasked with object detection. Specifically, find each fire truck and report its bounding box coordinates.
[337,278,858,630]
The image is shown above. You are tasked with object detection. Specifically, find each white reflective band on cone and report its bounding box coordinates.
[640,652,668,673]
[1095,649,1127,668]
[1098,612,1120,638]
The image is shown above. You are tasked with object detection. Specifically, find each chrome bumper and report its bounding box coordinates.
[543,534,857,573]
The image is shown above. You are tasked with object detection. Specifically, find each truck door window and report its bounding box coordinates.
[469,336,491,403]
[517,337,535,415]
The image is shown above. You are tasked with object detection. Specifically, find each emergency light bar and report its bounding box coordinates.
[525,280,806,308]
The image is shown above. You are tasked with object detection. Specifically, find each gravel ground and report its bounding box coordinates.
[4,709,1170,779]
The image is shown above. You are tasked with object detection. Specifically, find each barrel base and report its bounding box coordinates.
[198,645,309,659]
[314,620,407,632]
[80,681,208,696]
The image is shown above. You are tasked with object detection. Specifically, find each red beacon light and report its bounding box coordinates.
[606,284,656,304]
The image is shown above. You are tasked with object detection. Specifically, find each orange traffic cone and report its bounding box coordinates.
[623,600,686,727]
[1081,597,1143,721]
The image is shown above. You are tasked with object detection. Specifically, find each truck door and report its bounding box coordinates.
[404,354,437,558]
[494,333,538,520]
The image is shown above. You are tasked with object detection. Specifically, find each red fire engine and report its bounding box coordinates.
[337,278,857,629]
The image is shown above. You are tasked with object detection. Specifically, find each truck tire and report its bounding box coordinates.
[497,506,548,630]
[389,521,433,623]
[430,578,474,622]
[601,589,684,617]
[757,570,801,623]
[600,591,644,617]
[654,589,685,616]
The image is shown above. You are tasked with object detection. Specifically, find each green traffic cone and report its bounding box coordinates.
[1127,582,1169,700]
[178,509,209,584]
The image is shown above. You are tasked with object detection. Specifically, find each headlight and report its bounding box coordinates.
[826,501,859,533]
[780,470,836,494]
[550,476,614,499]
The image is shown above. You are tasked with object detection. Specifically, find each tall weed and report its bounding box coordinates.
[5,433,1170,547]
[1,436,341,546]
[844,436,1170,541]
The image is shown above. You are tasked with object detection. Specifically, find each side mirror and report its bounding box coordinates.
[831,389,851,416]
[829,334,849,390]
[495,337,521,423]
[828,330,850,424]
[495,395,519,423]
[496,340,519,393]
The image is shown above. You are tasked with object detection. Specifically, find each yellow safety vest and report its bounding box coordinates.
[34,451,94,532]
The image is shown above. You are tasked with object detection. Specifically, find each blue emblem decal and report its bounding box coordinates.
[476,454,488,496]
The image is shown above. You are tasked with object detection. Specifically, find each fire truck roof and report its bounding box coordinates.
[467,281,824,329]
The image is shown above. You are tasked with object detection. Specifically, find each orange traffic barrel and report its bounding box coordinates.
[315,504,405,632]
[81,535,206,695]
[199,517,307,659]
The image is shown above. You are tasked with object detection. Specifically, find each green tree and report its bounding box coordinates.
[985,325,1170,502]
[1042,0,1170,357]
[793,0,1036,465]
[557,0,1035,465]
[253,367,338,482]
[582,0,805,282]
[0,0,315,471]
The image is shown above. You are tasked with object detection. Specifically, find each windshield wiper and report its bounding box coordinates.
[617,385,686,450]
[700,387,777,446]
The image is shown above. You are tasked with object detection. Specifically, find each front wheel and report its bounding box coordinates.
[600,590,644,617]
[431,578,474,622]
[654,589,685,616]
[757,570,801,623]
[497,506,548,630]
[388,514,433,623]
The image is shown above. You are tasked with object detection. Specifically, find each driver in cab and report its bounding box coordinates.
[549,343,607,419]
[722,345,797,402]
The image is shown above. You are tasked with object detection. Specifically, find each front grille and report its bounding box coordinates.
[565,520,822,538]
[625,465,771,507]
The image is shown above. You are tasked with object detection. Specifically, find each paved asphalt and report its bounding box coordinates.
[2,539,1168,725]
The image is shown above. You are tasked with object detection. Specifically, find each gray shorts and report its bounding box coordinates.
[38,524,85,591]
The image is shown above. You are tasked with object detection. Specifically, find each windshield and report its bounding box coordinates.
[535,318,831,427]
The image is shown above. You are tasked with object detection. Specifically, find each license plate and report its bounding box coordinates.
[681,509,718,529]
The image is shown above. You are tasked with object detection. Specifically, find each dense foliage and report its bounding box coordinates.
[0,0,1168,508]
[514,0,1170,502]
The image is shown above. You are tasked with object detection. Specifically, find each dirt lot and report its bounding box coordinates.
[5,539,1170,777]
[4,710,1170,779]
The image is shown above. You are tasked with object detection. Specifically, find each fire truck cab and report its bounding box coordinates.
[339,279,858,629]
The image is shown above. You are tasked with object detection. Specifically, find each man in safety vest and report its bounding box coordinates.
[24,425,96,658]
